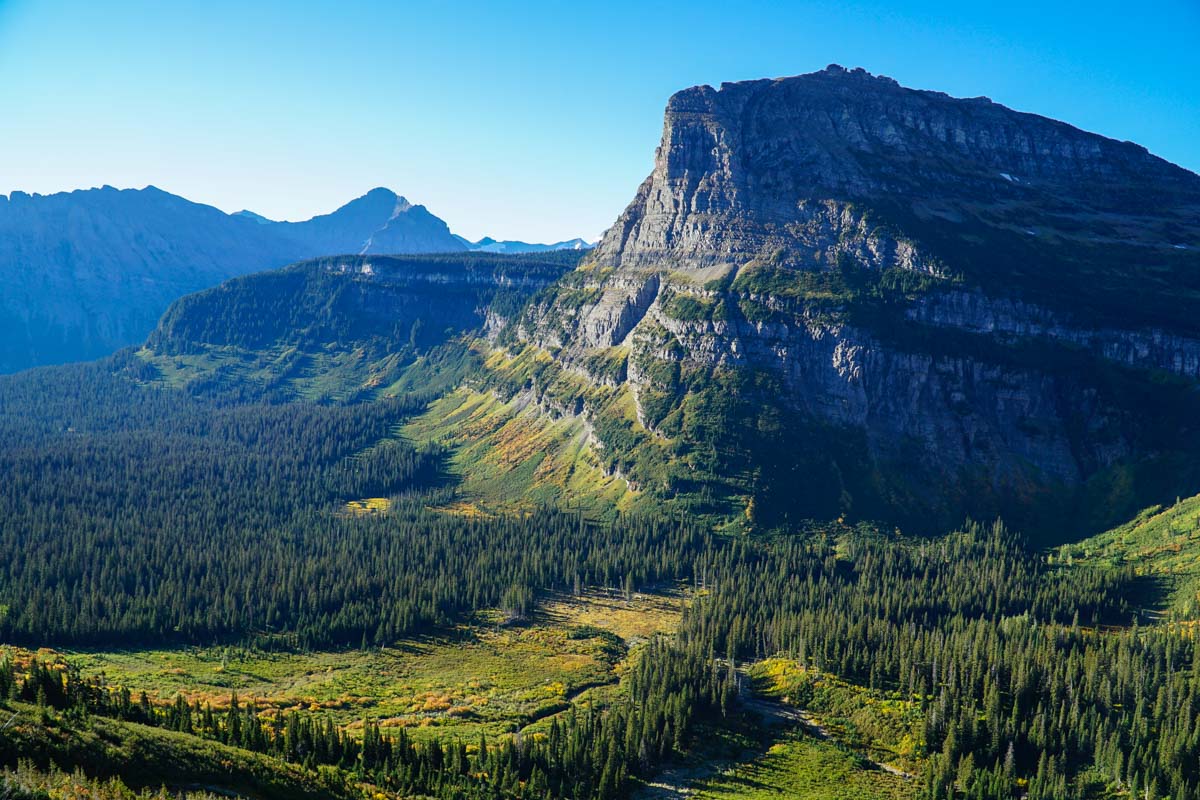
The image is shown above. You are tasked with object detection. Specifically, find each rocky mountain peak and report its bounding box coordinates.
[358,186,416,217]
[264,188,465,256]
[595,67,1200,292]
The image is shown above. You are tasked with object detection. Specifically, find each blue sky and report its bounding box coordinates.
[1,0,1197,242]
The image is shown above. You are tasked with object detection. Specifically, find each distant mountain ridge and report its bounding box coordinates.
[0,185,291,374]
[0,185,587,373]
[238,187,467,256]
[455,235,595,254]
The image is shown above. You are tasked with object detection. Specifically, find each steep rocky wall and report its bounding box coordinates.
[639,302,1111,486]
[908,291,1200,379]
[593,65,1199,273]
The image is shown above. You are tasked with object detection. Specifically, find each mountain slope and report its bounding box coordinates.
[141,251,579,403]
[0,186,466,374]
[0,186,290,373]
[1058,493,1200,621]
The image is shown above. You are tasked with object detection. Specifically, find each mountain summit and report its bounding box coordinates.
[262,187,467,256]
[598,65,1199,320]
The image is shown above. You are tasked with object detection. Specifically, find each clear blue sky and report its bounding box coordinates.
[1,0,1197,242]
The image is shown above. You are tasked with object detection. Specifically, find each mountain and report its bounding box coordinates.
[499,65,1200,538]
[458,236,595,254]
[96,67,1200,539]
[261,187,467,256]
[0,186,467,374]
[232,209,274,224]
[145,251,578,402]
[594,64,1199,325]
[0,186,293,374]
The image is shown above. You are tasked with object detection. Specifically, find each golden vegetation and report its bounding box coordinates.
[343,497,391,516]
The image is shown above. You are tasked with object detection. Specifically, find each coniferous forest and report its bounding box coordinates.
[1,340,1199,800]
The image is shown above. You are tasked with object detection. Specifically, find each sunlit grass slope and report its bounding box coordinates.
[691,732,911,800]
[404,382,636,515]
[0,702,354,800]
[1058,493,1200,621]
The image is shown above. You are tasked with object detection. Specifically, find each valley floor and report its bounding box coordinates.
[50,588,686,744]
[2,585,943,799]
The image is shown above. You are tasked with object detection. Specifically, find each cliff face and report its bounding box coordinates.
[517,67,1200,536]
[142,251,576,403]
[595,66,1197,285]
[151,253,571,356]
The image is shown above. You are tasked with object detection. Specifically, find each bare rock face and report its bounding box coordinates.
[518,66,1200,535]
[579,273,662,348]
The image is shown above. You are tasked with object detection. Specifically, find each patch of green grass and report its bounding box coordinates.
[403,379,635,516]
[1,760,224,800]
[137,343,412,405]
[661,292,718,322]
[634,706,912,800]
[67,630,599,742]
[1057,494,1200,621]
[537,588,685,643]
[579,346,630,384]
[342,497,391,515]
[691,731,911,800]
[55,590,683,745]
[748,659,924,774]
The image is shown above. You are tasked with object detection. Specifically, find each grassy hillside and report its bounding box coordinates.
[0,701,357,800]
[1,760,225,800]
[1057,494,1200,622]
[633,658,921,800]
[404,384,636,516]
[748,659,924,775]
[689,732,910,800]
